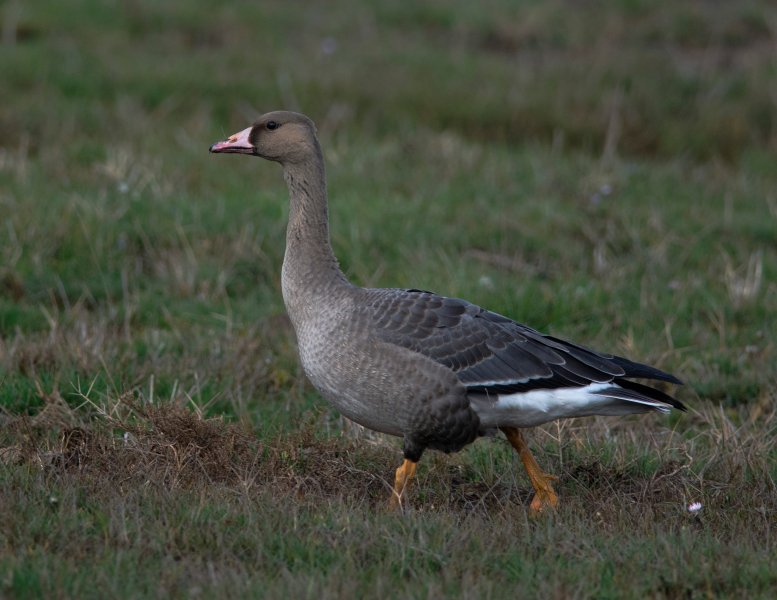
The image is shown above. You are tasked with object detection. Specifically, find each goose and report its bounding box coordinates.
[210,111,684,512]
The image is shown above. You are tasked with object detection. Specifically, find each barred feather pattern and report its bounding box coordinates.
[360,288,684,428]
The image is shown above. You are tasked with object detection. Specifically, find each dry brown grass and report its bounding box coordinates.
[2,388,775,597]
[4,393,774,519]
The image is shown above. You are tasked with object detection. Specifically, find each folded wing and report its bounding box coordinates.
[363,288,684,411]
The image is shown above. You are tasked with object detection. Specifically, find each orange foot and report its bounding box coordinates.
[388,458,417,511]
[528,472,559,514]
[501,426,559,514]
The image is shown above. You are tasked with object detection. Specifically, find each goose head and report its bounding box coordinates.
[209,111,319,164]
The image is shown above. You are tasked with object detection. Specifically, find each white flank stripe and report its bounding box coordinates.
[497,382,613,411]
[472,382,669,428]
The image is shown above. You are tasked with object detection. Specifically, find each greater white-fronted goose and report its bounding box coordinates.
[210,111,684,512]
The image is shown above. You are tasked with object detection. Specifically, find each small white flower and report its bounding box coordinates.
[687,502,703,513]
[478,275,494,290]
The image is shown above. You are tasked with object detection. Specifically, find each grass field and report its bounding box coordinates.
[1,0,776,597]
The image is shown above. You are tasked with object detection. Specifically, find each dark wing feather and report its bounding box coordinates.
[362,288,684,408]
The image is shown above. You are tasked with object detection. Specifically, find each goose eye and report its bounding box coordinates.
[266,121,279,131]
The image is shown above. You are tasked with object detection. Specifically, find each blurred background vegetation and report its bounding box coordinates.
[3,0,776,159]
[1,0,774,411]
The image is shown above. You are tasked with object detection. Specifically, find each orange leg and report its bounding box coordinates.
[388,458,417,510]
[501,427,558,513]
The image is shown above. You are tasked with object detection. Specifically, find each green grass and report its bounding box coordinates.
[1,0,776,597]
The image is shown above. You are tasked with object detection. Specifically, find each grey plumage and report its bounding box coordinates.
[364,288,682,394]
[210,110,685,508]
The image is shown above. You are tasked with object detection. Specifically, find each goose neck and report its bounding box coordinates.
[281,152,348,303]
